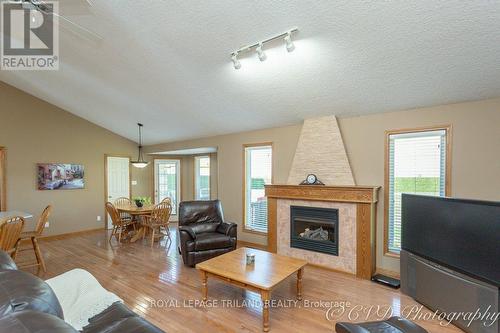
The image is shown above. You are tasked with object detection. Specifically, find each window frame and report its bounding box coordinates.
[153,158,181,215]
[194,155,211,200]
[384,125,452,257]
[242,142,273,235]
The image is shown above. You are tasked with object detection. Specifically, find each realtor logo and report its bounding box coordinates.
[1,1,59,70]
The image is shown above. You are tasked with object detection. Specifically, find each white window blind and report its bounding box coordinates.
[195,156,210,200]
[244,145,272,233]
[388,130,447,254]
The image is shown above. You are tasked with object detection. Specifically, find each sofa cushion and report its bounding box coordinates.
[0,251,17,271]
[82,302,164,333]
[194,233,233,251]
[0,311,77,333]
[179,200,224,225]
[335,316,428,333]
[0,270,63,320]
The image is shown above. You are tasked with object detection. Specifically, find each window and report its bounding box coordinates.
[385,127,451,255]
[154,159,180,214]
[195,156,210,200]
[244,144,273,233]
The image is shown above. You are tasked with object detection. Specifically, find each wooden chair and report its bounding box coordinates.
[0,216,25,259]
[114,197,133,222]
[18,205,51,272]
[142,201,172,246]
[105,202,136,243]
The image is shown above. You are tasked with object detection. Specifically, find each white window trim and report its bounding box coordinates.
[243,143,273,234]
[154,159,181,215]
[194,155,210,200]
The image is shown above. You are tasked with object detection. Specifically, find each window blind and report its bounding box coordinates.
[388,130,447,253]
[245,146,272,233]
[195,156,210,200]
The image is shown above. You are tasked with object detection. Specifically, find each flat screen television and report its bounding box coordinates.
[402,194,500,287]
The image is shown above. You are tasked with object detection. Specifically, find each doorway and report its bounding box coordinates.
[105,155,131,229]
[154,159,180,215]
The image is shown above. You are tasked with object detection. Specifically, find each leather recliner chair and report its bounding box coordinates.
[178,200,237,267]
[335,316,429,333]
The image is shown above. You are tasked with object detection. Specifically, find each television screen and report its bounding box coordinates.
[402,194,500,287]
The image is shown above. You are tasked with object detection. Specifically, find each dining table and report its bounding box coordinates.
[115,204,155,242]
[0,210,36,230]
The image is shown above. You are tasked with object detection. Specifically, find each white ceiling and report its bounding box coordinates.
[1,1,500,145]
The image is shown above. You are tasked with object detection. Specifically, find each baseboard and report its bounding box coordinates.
[21,228,104,244]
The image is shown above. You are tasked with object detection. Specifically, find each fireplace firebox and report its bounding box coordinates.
[290,206,339,255]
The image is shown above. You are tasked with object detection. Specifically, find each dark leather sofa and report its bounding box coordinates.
[336,316,428,333]
[178,200,237,266]
[0,250,165,333]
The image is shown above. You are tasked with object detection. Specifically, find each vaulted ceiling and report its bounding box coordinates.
[1,1,499,144]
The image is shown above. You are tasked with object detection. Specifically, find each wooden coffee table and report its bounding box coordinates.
[196,247,307,332]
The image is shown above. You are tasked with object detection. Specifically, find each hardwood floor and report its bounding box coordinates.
[16,226,463,333]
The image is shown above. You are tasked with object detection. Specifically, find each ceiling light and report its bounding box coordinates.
[256,43,266,61]
[284,32,295,52]
[231,53,241,69]
[131,123,149,168]
[230,27,297,69]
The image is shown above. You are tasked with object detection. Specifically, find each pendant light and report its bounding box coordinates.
[131,123,149,168]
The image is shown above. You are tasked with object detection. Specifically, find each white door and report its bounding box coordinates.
[154,159,180,215]
[106,156,130,229]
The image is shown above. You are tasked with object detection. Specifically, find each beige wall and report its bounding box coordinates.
[340,98,500,272]
[146,126,302,245]
[148,153,218,204]
[0,82,150,236]
[147,98,500,273]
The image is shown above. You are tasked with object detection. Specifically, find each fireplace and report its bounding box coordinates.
[290,206,339,256]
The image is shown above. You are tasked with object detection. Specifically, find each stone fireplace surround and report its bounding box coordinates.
[265,185,380,280]
[279,200,356,274]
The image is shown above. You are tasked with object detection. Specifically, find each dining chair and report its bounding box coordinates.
[17,205,52,272]
[114,197,133,222]
[0,216,25,259]
[142,201,172,247]
[105,202,135,243]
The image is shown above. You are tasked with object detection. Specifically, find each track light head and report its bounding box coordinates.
[284,32,295,52]
[231,53,241,69]
[256,43,266,61]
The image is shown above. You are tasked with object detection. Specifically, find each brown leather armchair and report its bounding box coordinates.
[178,200,237,267]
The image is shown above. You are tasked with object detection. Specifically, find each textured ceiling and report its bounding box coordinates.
[1,1,499,144]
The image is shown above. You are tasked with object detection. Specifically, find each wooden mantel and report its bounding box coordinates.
[265,184,380,280]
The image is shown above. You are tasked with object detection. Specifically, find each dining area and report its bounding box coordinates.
[0,205,52,272]
[105,197,173,246]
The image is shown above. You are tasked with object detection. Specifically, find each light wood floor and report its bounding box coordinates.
[16,226,463,333]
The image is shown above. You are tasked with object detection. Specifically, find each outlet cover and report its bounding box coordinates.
[97,216,101,222]
[45,222,49,228]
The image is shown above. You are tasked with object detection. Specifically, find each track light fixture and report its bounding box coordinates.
[284,32,295,52]
[230,27,298,69]
[256,43,266,61]
[231,53,241,69]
